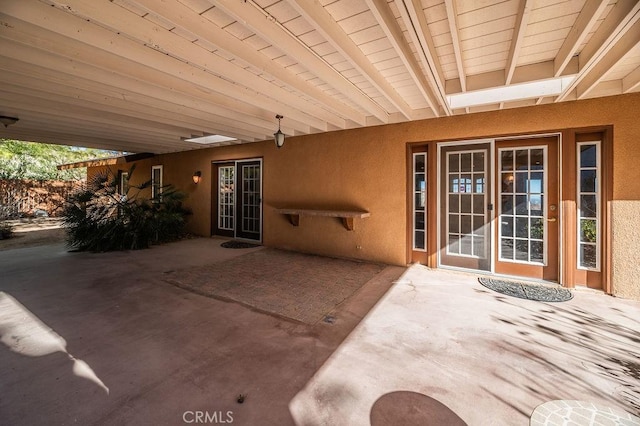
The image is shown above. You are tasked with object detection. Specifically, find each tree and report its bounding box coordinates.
[0,139,117,181]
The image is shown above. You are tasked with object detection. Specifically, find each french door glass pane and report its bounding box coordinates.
[241,165,261,233]
[446,150,486,258]
[499,148,546,264]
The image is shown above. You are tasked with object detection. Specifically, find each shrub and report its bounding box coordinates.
[0,222,12,240]
[63,166,190,251]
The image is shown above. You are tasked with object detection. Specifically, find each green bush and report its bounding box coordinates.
[0,222,12,240]
[581,219,597,243]
[63,166,190,251]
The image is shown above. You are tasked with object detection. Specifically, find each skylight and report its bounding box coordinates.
[447,76,577,109]
[184,135,237,144]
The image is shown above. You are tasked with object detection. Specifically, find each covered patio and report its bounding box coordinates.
[1,1,640,423]
[1,237,638,424]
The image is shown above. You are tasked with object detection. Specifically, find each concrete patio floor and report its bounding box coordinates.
[0,238,639,425]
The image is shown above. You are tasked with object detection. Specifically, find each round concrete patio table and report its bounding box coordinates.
[530,400,640,425]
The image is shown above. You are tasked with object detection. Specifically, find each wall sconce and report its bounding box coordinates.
[192,171,202,184]
[274,114,285,148]
[0,116,19,128]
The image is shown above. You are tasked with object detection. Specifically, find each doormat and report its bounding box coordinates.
[478,277,573,302]
[220,240,261,249]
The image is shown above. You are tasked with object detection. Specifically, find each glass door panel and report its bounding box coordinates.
[218,166,235,231]
[439,144,491,271]
[237,162,261,240]
[498,147,546,264]
[494,138,559,281]
[213,160,262,241]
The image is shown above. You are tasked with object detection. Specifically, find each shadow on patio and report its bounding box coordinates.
[0,237,405,425]
[289,265,640,425]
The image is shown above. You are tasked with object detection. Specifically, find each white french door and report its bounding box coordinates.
[213,159,262,242]
[436,137,560,281]
[439,143,492,271]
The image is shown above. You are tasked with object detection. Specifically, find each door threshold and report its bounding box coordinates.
[437,265,563,287]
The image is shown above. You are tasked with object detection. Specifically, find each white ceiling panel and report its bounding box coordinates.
[0,0,636,153]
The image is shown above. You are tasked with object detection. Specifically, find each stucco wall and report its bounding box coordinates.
[91,92,640,298]
[611,201,640,300]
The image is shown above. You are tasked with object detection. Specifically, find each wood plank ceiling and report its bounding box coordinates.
[0,0,638,153]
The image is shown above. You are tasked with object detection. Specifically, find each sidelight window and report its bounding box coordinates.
[577,142,600,270]
[413,153,427,250]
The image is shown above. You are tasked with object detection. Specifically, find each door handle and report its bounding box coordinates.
[546,217,557,222]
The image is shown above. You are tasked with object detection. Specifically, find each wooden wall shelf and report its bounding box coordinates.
[275,208,370,231]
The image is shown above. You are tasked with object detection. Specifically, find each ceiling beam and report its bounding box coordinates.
[0,0,324,133]
[132,0,367,126]
[214,0,390,124]
[505,0,533,85]
[576,17,640,99]
[554,0,609,76]
[2,80,217,139]
[46,0,338,130]
[443,0,466,92]
[0,47,271,139]
[1,128,180,154]
[287,0,413,120]
[392,0,452,117]
[0,111,188,152]
[556,0,640,101]
[0,71,264,142]
[0,92,191,147]
[622,65,640,93]
[0,29,274,140]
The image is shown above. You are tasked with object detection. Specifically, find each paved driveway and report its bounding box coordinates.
[1,238,639,425]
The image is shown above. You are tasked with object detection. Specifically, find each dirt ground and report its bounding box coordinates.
[0,218,66,251]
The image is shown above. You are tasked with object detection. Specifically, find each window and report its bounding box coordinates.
[413,153,426,250]
[577,142,600,270]
[151,165,163,201]
[119,172,129,197]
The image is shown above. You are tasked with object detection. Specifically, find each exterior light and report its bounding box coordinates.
[274,114,285,148]
[192,171,202,184]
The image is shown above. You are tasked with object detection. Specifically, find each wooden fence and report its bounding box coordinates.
[0,179,82,218]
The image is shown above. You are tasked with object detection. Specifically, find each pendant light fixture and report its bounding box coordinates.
[274,114,285,148]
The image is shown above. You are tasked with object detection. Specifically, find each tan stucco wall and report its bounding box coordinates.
[611,201,640,300]
[91,92,640,299]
